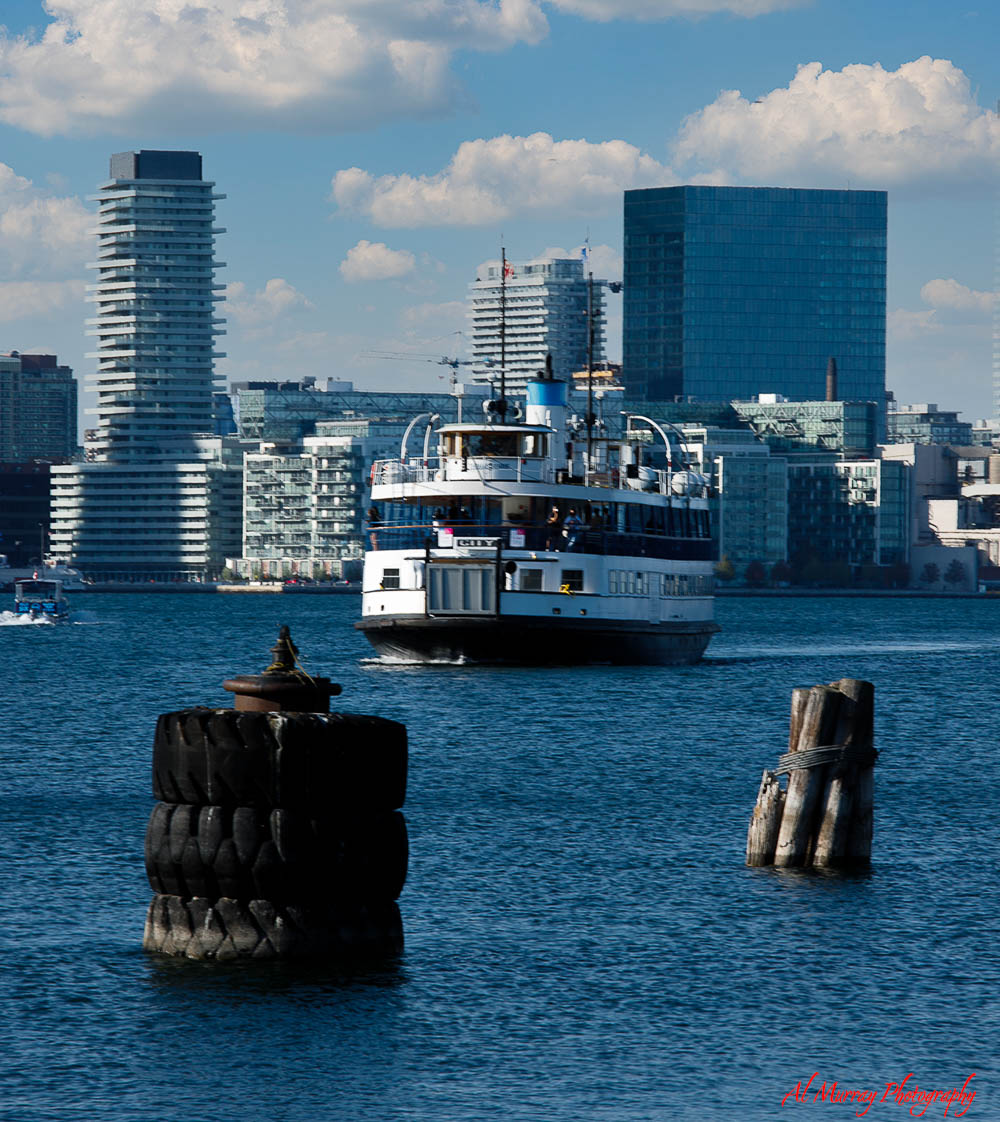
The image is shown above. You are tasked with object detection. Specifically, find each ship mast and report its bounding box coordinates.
[586,267,594,481]
[499,247,508,413]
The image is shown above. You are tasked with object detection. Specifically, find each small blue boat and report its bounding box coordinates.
[14,578,71,621]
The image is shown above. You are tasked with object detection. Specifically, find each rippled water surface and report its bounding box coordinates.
[2,593,996,1120]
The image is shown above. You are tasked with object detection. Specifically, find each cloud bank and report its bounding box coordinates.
[674,57,999,193]
[333,133,674,226]
[0,0,549,136]
[332,58,998,230]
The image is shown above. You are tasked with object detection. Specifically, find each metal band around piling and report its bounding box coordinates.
[776,742,879,775]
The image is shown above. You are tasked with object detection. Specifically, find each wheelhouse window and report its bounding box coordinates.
[380,568,400,589]
[466,432,520,456]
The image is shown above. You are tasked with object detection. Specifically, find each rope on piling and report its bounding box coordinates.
[775,742,879,775]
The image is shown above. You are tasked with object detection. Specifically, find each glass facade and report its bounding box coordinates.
[623,186,886,407]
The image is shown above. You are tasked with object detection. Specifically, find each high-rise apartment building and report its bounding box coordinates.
[622,186,886,406]
[50,151,241,581]
[86,150,226,460]
[468,256,606,392]
[0,352,77,462]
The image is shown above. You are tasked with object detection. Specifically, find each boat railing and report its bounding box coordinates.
[370,459,709,496]
[371,457,556,486]
[368,521,712,561]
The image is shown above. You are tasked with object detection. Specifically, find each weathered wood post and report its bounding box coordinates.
[814,679,874,867]
[143,626,408,959]
[746,678,876,870]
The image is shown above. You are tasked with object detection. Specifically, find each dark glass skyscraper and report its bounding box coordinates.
[623,186,886,405]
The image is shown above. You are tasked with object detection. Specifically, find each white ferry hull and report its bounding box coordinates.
[357,613,719,666]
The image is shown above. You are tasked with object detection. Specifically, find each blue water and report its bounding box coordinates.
[1,595,996,1121]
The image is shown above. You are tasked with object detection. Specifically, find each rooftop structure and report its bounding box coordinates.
[732,398,879,458]
[886,403,974,447]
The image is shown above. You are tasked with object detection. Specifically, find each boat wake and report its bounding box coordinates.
[0,611,55,627]
[362,654,469,667]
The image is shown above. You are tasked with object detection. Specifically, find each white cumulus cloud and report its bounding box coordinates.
[0,279,86,322]
[920,278,993,317]
[332,133,673,227]
[225,278,314,323]
[673,57,1000,194]
[0,162,90,276]
[0,0,549,136]
[340,240,418,282]
[549,0,802,19]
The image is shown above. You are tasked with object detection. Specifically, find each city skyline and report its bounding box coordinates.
[0,0,996,432]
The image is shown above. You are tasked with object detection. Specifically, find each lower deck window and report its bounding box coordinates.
[561,569,584,592]
[520,568,543,591]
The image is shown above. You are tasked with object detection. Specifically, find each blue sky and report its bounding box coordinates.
[0,0,996,430]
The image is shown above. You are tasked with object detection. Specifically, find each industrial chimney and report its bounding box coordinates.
[826,356,838,402]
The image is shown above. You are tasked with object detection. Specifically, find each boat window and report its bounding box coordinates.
[520,569,543,591]
[16,581,57,596]
[380,568,400,590]
[609,570,618,594]
[624,504,645,533]
[521,433,548,457]
[466,432,520,457]
[560,569,584,592]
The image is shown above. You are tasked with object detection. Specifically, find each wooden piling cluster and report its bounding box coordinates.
[746,678,876,869]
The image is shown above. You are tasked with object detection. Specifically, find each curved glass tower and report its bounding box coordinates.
[85,150,226,461]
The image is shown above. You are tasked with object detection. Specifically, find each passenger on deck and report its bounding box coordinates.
[546,505,562,550]
[367,505,381,550]
[563,508,583,552]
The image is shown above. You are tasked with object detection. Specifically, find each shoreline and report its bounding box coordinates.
[53,582,362,594]
[715,587,986,598]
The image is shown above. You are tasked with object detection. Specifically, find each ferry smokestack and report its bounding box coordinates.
[826,356,838,402]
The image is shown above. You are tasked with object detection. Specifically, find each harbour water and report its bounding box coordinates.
[1,594,996,1120]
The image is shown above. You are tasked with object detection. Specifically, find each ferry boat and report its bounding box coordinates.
[14,578,71,620]
[355,369,718,665]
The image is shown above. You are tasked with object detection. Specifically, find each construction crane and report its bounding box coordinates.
[364,351,495,391]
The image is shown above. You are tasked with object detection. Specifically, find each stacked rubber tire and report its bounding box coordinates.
[143,707,407,960]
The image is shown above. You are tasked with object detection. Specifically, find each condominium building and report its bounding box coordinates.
[681,427,788,575]
[468,256,606,392]
[0,352,77,462]
[232,420,410,580]
[623,186,886,407]
[86,149,226,460]
[49,151,241,580]
[49,438,243,580]
[787,459,909,570]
